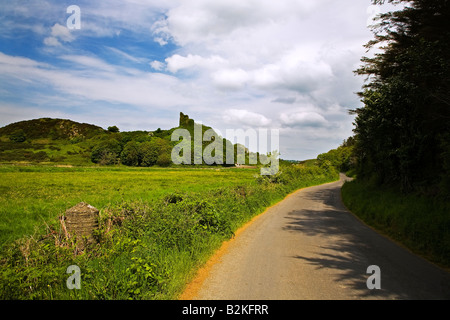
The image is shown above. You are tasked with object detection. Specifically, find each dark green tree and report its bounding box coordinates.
[352,0,450,192]
[107,126,120,133]
[91,139,122,165]
[140,140,159,167]
[139,138,172,167]
[121,141,141,166]
[153,138,172,167]
[317,139,355,173]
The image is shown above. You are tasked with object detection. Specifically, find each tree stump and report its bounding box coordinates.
[65,202,99,250]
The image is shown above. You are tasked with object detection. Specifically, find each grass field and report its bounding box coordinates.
[0,166,257,247]
[0,164,338,299]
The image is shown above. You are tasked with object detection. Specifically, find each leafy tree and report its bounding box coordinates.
[153,138,172,167]
[352,0,450,192]
[317,139,355,173]
[140,141,159,167]
[91,139,122,165]
[120,137,172,167]
[107,126,120,133]
[121,141,141,166]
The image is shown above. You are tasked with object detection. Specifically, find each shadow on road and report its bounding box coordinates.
[282,182,450,299]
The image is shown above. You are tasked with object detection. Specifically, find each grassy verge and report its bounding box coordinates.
[0,164,338,299]
[341,179,450,269]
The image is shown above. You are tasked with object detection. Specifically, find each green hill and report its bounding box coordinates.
[0,118,106,164]
[0,118,105,141]
[0,113,258,166]
[0,116,177,165]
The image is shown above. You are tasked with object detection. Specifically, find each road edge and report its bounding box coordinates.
[178,177,342,300]
[339,179,450,274]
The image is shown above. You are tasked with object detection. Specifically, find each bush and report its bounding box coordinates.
[255,170,287,185]
[156,153,171,167]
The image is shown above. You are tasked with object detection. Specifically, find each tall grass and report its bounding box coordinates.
[0,164,338,299]
[341,179,450,268]
[0,166,257,247]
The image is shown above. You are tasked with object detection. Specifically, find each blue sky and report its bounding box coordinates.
[0,0,400,160]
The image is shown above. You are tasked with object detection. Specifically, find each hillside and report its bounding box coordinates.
[0,113,256,166]
[0,118,105,141]
[0,115,180,165]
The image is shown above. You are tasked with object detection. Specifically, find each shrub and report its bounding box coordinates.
[156,153,171,167]
[9,129,26,143]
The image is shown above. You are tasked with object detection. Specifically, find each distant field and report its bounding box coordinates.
[0,165,258,247]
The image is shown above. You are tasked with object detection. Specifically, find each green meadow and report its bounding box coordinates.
[0,166,257,247]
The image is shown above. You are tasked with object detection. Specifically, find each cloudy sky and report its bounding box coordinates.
[0,0,400,160]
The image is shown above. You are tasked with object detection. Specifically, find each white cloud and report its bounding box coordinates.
[59,55,118,72]
[165,46,334,94]
[0,52,50,73]
[43,23,76,47]
[156,0,321,46]
[0,51,196,111]
[154,37,168,46]
[212,68,249,90]
[223,109,271,127]
[51,23,74,41]
[151,18,171,46]
[251,49,334,93]
[43,36,61,47]
[106,47,147,64]
[169,0,371,159]
[158,0,362,101]
[165,54,227,73]
[280,111,328,128]
[150,60,165,71]
[81,20,121,38]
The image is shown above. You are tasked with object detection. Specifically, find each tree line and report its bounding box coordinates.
[316,137,356,174]
[351,0,450,194]
[90,127,173,167]
[89,121,265,168]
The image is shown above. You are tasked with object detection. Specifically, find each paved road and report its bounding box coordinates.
[186,174,450,300]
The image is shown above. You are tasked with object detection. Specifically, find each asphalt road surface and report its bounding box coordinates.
[185,174,450,300]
